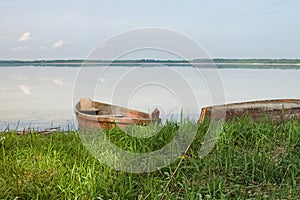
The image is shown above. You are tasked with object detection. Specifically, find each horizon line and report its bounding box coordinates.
[1,58,300,62]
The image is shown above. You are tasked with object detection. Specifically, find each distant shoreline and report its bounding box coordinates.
[1,59,300,69]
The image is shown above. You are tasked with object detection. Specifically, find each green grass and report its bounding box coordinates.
[0,118,299,199]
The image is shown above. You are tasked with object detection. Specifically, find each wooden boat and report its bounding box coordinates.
[75,98,160,130]
[199,99,300,123]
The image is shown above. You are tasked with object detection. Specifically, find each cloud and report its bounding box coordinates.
[38,45,47,49]
[18,32,30,42]
[18,85,31,95]
[99,43,106,49]
[39,41,65,50]
[0,36,5,40]
[51,40,64,48]
[11,46,28,51]
[37,77,46,81]
[15,76,28,81]
[51,79,63,86]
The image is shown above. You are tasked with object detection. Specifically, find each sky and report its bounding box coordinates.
[0,0,299,60]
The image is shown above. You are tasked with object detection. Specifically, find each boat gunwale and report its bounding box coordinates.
[199,98,300,123]
[74,101,155,123]
[202,99,300,109]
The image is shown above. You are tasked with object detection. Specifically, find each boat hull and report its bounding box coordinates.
[75,98,160,130]
[200,99,300,122]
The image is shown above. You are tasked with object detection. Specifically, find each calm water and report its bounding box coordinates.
[1,66,300,130]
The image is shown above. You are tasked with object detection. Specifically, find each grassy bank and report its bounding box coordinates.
[0,118,299,199]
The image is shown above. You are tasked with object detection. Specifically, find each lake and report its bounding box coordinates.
[1,65,300,130]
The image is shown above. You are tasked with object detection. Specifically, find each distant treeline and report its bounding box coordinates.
[211,58,300,64]
[0,59,300,68]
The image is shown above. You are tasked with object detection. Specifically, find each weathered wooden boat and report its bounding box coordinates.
[199,99,300,122]
[75,98,160,130]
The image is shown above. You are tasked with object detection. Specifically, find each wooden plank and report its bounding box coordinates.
[79,98,100,111]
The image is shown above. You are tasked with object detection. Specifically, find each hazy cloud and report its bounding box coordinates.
[0,36,5,40]
[51,79,63,86]
[99,43,106,49]
[15,76,28,81]
[18,85,31,95]
[38,45,47,49]
[18,32,30,42]
[51,40,64,48]
[11,46,28,51]
[37,77,46,81]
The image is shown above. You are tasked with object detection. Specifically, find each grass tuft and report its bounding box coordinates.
[0,117,299,199]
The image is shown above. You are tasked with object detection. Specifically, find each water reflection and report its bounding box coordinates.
[1,66,300,130]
